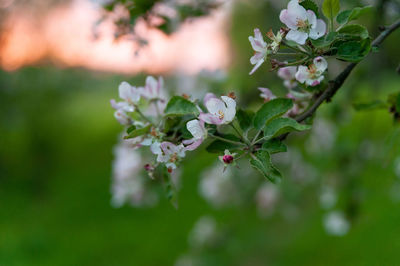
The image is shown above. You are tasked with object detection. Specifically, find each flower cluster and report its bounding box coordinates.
[249,0,329,91]
[110,76,238,182]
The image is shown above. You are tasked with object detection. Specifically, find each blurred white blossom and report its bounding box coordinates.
[111,140,158,207]
[188,216,218,248]
[323,211,350,236]
[255,183,279,218]
[319,186,337,210]
[199,163,237,208]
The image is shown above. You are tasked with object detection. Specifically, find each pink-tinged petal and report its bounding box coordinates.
[286,30,308,45]
[278,66,297,80]
[199,113,223,125]
[205,97,226,115]
[306,10,317,28]
[118,82,132,100]
[114,110,131,125]
[182,138,195,145]
[221,96,236,123]
[295,66,309,83]
[258,87,276,101]
[279,9,298,30]
[314,56,328,72]
[287,0,307,21]
[184,139,203,151]
[160,141,176,155]
[254,28,263,41]
[286,93,295,100]
[186,119,206,139]
[309,19,326,39]
[203,93,218,106]
[250,52,265,65]
[249,58,265,75]
[311,80,320,86]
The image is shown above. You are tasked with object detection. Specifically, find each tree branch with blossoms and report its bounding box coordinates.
[109,0,400,207]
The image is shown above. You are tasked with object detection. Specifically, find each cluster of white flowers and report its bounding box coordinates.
[111,76,238,182]
[249,0,328,88]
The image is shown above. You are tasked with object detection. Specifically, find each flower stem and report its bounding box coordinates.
[135,106,154,126]
[209,134,247,146]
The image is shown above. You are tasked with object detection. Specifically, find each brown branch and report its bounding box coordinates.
[295,18,400,124]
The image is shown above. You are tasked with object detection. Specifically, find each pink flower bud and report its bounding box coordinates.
[222,155,234,164]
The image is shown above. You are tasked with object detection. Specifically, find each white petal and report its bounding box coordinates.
[314,56,328,73]
[286,30,308,45]
[306,10,317,28]
[205,98,226,116]
[249,58,265,75]
[221,96,236,123]
[295,66,309,83]
[288,0,307,21]
[119,82,132,101]
[279,9,298,30]
[150,142,162,155]
[186,119,205,139]
[309,19,327,40]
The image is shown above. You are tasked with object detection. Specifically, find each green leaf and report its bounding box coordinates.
[261,139,287,154]
[206,134,241,153]
[250,151,282,183]
[263,118,311,140]
[322,0,340,20]
[336,38,371,62]
[300,0,319,17]
[164,96,199,116]
[338,24,369,39]
[126,125,136,134]
[353,100,388,111]
[124,124,152,139]
[336,6,373,25]
[237,109,254,131]
[311,32,337,48]
[253,98,293,130]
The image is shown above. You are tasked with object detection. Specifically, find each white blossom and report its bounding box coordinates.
[199,93,236,125]
[280,0,326,45]
[249,28,269,75]
[296,56,328,86]
[156,141,186,170]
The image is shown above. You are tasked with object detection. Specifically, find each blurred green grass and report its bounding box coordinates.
[0,66,400,266]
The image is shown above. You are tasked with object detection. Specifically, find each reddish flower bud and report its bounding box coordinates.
[222,155,234,164]
[144,164,154,171]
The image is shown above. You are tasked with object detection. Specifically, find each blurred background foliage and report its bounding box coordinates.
[1,0,400,265]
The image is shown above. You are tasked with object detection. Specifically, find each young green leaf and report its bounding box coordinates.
[311,32,337,48]
[336,38,371,62]
[322,0,340,20]
[261,139,287,154]
[164,96,200,116]
[237,109,255,131]
[250,151,282,183]
[253,98,293,130]
[263,118,311,140]
[336,6,373,25]
[124,124,152,139]
[338,24,369,40]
